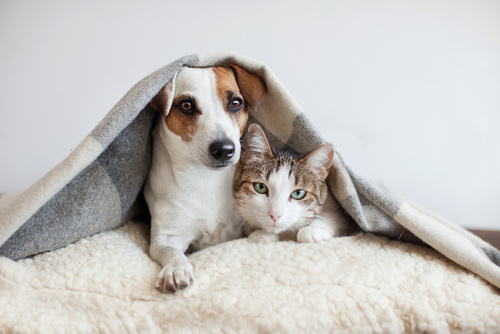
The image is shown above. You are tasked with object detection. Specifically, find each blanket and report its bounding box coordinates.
[1,219,499,333]
[0,51,499,294]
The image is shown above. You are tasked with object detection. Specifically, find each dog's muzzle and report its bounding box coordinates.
[209,138,235,164]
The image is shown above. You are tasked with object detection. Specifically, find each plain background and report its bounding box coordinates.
[0,0,499,230]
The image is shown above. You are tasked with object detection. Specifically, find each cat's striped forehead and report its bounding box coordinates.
[242,152,321,190]
[264,154,297,180]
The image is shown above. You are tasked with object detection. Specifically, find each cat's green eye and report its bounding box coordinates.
[253,183,268,194]
[291,189,306,200]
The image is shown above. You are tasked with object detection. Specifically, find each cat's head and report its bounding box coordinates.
[233,124,335,235]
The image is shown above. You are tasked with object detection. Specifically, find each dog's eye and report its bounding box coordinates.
[231,100,241,109]
[229,98,244,112]
[180,101,192,111]
[178,99,196,114]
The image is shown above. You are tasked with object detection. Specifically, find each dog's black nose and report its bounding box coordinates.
[210,138,235,162]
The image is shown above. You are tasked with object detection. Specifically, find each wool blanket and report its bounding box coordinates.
[1,52,499,293]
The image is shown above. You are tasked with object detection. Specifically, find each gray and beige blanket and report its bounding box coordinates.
[1,51,499,293]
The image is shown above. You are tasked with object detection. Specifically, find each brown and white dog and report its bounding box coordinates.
[144,65,267,292]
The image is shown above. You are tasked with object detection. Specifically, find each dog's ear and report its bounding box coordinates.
[241,124,273,162]
[229,64,267,112]
[148,73,177,117]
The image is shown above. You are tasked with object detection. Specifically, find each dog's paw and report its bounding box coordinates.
[248,230,279,243]
[297,225,333,243]
[156,258,195,293]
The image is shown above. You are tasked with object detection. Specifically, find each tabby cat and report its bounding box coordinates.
[233,124,353,243]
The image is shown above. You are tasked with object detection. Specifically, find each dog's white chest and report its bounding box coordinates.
[180,169,242,250]
[191,198,242,250]
[146,154,243,251]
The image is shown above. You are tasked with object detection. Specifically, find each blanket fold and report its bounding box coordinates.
[1,51,499,290]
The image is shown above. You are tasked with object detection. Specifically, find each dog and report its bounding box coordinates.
[144,64,267,292]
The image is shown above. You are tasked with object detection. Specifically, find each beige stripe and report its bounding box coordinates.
[0,136,103,245]
[396,202,500,289]
[402,197,493,250]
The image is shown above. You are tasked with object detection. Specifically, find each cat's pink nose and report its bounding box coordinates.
[269,212,280,223]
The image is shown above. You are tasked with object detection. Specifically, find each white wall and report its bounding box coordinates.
[1,0,499,230]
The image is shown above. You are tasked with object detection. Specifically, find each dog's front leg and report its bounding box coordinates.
[150,234,194,292]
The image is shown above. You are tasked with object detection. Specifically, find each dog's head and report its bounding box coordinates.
[149,65,267,169]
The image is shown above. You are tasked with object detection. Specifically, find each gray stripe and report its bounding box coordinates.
[0,162,122,260]
[483,247,500,266]
[287,113,325,155]
[340,193,422,244]
[355,177,402,217]
[96,107,157,218]
[335,153,423,244]
[340,194,369,230]
[340,154,402,217]
[0,106,158,260]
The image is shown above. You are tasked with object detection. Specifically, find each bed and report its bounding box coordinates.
[1,51,499,333]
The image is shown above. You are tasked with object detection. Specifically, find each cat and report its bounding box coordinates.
[233,124,354,243]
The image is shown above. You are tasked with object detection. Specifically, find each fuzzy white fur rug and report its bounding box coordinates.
[1,219,498,333]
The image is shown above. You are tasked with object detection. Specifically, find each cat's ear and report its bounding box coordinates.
[242,124,273,160]
[300,143,335,179]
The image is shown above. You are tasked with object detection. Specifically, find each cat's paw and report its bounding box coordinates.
[156,258,195,293]
[248,230,279,243]
[297,225,333,243]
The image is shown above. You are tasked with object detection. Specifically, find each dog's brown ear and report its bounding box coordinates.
[148,74,176,117]
[229,64,267,112]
